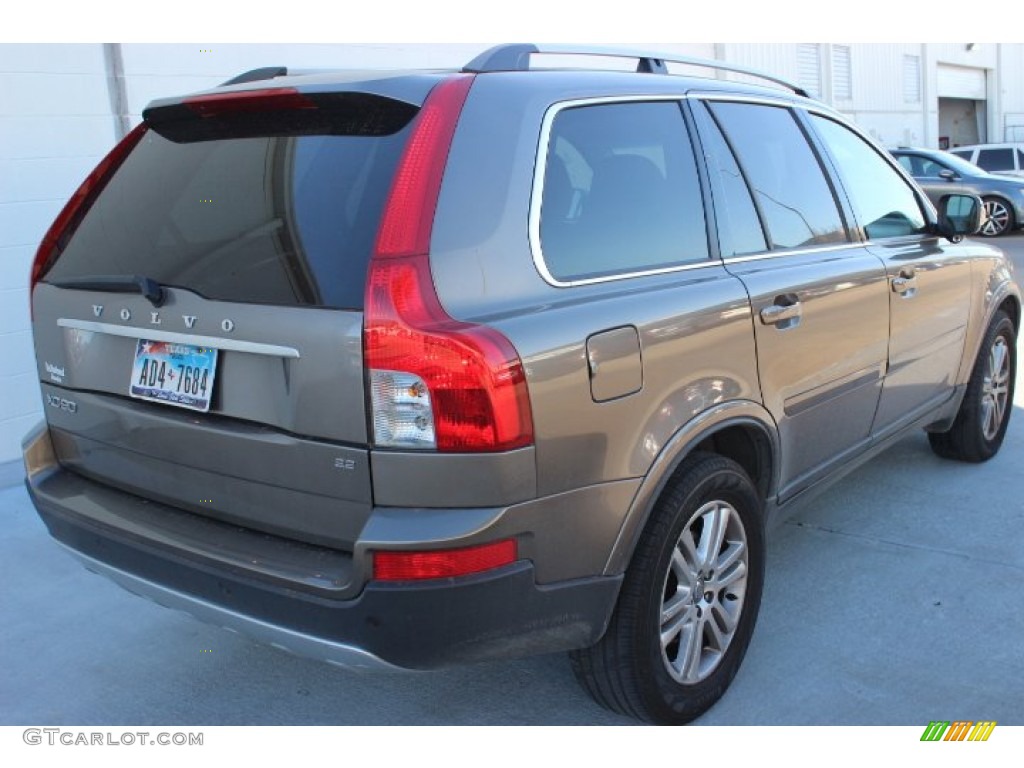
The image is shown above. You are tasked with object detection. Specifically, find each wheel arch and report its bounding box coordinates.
[602,400,779,576]
[932,275,1020,434]
[972,276,1021,373]
[966,260,1019,376]
[998,293,1020,333]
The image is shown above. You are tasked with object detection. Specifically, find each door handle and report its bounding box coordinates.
[759,301,802,326]
[892,276,918,296]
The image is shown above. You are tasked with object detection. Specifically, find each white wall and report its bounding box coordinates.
[997,45,1024,141]
[841,44,927,148]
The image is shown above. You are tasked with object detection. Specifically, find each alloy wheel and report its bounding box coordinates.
[659,500,748,684]
[981,199,1011,236]
[981,335,1011,441]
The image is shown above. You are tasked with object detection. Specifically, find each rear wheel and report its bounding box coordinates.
[980,197,1014,237]
[929,311,1016,461]
[570,453,764,724]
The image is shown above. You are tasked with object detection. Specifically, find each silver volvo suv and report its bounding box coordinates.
[22,45,1019,724]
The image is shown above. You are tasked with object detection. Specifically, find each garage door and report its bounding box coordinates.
[937,65,987,100]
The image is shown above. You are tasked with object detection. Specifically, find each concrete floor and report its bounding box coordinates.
[2,238,1023,726]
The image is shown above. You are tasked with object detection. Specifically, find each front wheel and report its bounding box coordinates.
[570,453,765,724]
[929,311,1016,461]
[979,197,1014,237]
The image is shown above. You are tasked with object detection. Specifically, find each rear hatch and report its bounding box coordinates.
[30,77,436,549]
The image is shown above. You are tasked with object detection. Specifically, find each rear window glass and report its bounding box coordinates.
[975,148,1014,172]
[538,101,709,282]
[45,95,417,310]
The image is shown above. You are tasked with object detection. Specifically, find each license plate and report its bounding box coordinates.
[129,339,218,412]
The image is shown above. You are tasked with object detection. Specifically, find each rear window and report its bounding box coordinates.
[975,148,1015,172]
[45,94,417,310]
[537,100,709,282]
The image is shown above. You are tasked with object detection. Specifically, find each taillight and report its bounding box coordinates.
[365,75,534,453]
[30,122,148,297]
[373,539,518,581]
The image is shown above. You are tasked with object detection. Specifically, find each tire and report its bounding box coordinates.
[979,197,1014,237]
[929,311,1016,462]
[570,452,765,724]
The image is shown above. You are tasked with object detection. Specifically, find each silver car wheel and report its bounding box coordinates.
[981,336,1011,441]
[981,199,1011,236]
[660,499,748,684]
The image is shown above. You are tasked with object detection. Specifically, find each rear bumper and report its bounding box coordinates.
[24,424,622,670]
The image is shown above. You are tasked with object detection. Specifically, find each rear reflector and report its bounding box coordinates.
[183,87,315,117]
[31,122,148,298]
[373,539,518,581]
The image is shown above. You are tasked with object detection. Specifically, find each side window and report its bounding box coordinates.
[895,155,917,175]
[691,102,767,258]
[538,101,709,282]
[810,115,927,240]
[950,149,973,162]
[976,148,1014,172]
[708,101,848,250]
[1017,149,1024,170]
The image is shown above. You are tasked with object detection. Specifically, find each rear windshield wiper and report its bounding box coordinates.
[50,275,166,307]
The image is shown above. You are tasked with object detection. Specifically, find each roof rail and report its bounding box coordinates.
[220,66,289,87]
[462,44,809,98]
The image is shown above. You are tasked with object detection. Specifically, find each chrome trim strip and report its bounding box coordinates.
[692,91,816,110]
[61,545,402,672]
[721,243,855,265]
[529,95,724,288]
[57,319,301,359]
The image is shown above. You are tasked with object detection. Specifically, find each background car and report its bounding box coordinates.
[891,146,1024,236]
[948,142,1024,178]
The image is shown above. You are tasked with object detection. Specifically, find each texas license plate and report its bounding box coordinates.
[129,339,218,412]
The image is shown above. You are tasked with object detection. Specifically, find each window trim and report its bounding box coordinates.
[529,95,716,288]
[720,242,859,266]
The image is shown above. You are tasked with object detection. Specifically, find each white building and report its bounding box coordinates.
[2,42,1023,464]
[723,43,1024,149]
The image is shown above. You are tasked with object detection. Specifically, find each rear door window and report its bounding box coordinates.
[691,101,767,257]
[45,94,417,310]
[707,101,848,250]
[537,100,709,282]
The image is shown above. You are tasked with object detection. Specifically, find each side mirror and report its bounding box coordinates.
[938,169,957,181]
[936,193,982,242]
